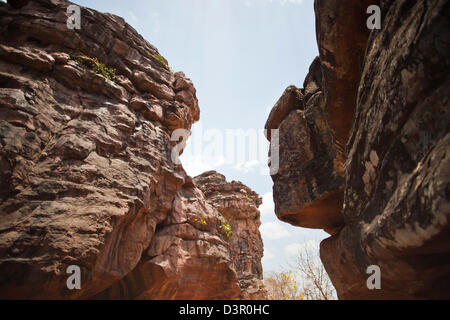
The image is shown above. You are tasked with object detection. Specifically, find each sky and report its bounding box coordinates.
[73,0,328,274]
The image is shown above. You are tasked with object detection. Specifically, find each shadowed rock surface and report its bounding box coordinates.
[0,0,263,299]
[266,0,450,299]
[266,58,345,235]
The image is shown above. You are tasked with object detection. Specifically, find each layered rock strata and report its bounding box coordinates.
[0,0,264,300]
[194,171,266,299]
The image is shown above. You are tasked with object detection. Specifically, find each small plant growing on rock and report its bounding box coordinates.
[92,57,116,82]
[194,216,208,225]
[240,189,252,202]
[147,50,173,73]
[219,217,232,241]
[69,52,117,83]
[69,52,85,66]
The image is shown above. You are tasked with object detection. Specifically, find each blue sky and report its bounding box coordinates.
[74,0,328,273]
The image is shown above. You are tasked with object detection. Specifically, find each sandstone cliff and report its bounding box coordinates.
[266,0,450,299]
[194,171,266,300]
[0,0,264,299]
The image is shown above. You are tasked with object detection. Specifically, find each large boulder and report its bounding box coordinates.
[266,0,450,299]
[266,58,345,235]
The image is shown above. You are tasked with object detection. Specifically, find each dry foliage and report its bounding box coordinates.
[264,243,337,300]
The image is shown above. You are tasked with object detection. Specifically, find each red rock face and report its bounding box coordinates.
[0,0,262,299]
[315,0,376,167]
[267,0,450,299]
[93,184,241,299]
[194,171,266,299]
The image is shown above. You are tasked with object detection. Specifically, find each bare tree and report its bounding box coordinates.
[264,242,337,300]
[293,243,337,300]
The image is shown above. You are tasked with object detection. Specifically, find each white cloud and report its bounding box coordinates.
[284,240,320,259]
[245,0,306,7]
[233,159,260,173]
[282,0,304,4]
[270,0,305,4]
[180,154,225,177]
[259,192,274,217]
[150,12,160,35]
[263,248,275,260]
[127,11,159,36]
[128,11,138,22]
[260,221,291,240]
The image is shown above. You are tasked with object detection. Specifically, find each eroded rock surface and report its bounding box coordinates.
[93,183,240,299]
[0,0,261,299]
[194,171,266,299]
[267,0,450,299]
[266,57,345,235]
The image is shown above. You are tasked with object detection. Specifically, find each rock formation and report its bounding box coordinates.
[265,62,345,236]
[266,0,450,299]
[0,0,264,299]
[194,171,266,300]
